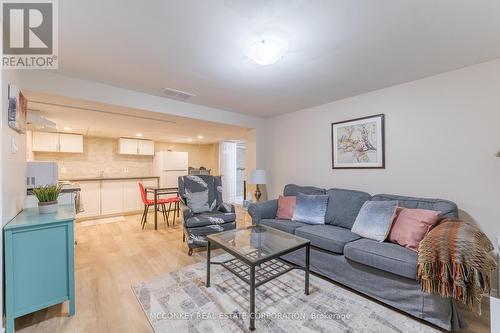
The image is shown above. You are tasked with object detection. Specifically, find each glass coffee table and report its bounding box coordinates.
[206,225,311,331]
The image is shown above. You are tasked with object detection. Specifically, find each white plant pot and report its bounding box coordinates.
[38,201,58,214]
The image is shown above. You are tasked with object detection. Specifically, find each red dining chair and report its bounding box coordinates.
[164,195,181,225]
[139,182,172,229]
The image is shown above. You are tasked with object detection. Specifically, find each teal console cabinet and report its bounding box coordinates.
[3,205,75,333]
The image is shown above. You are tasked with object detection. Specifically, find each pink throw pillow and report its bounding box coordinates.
[276,195,296,220]
[388,207,440,252]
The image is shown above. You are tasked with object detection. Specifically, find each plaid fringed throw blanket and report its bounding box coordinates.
[417,220,497,314]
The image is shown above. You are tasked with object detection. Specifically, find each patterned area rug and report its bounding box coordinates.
[132,254,438,333]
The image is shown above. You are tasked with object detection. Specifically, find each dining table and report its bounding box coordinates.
[145,186,180,230]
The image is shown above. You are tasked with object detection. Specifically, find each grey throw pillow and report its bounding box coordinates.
[351,200,398,241]
[292,193,329,224]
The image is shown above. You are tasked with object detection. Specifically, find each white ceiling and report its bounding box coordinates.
[55,0,500,117]
[24,91,252,144]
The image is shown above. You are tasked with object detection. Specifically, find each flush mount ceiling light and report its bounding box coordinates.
[245,35,288,66]
[197,135,204,139]
[135,133,143,137]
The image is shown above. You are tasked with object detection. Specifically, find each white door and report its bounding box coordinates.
[59,133,83,153]
[101,181,124,215]
[137,140,154,155]
[32,132,59,152]
[219,141,237,203]
[77,181,101,218]
[123,180,142,212]
[119,138,138,155]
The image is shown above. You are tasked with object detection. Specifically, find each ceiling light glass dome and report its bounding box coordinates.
[245,35,288,66]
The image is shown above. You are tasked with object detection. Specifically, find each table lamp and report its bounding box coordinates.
[249,170,267,202]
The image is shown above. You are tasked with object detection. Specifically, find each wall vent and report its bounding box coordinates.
[158,87,196,100]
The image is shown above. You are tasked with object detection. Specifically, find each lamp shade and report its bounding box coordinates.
[249,170,267,185]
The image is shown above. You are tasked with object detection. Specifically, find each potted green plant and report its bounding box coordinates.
[32,184,62,214]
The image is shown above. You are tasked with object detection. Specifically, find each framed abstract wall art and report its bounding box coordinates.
[331,114,385,169]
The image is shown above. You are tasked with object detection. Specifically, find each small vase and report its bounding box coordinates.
[38,201,58,214]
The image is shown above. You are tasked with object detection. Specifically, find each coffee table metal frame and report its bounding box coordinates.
[206,227,311,331]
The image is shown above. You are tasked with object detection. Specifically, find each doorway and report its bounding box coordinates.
[219,141,246,203]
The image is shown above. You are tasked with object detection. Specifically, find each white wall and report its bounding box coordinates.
[1,69,28,331]
[2,70,27,225]
[265,59,500,241]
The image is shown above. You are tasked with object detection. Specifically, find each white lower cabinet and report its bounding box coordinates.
[78,182,101,218]
[77,178,158,219]
[101,181,124,215]
[123,180,142,212]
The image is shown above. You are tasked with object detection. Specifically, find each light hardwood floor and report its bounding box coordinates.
[15,207,489,333]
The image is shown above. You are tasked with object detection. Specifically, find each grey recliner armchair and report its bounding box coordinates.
[178,175,236,255]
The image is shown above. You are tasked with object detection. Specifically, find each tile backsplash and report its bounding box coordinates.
[34,136,153,179]
[32,136,218,180]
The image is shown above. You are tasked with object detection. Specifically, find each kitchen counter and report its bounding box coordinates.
[59,176,159,182]
[27,184,81,195]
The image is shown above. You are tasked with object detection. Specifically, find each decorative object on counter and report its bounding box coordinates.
[32,184,62,214]
[249,169,267,202]
[331,114,385,169]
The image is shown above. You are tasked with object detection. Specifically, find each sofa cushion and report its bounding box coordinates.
[185,211,236,228]
[388,207,440,252]
[344,238,418,279]
[283,184,326,197]
[295,225,361,254]
[276,195,296,220]
[259,219,309,234]
[325,188,372,228]
[351,200,398,241]
[372,194,458,219]
[292,193,329,224]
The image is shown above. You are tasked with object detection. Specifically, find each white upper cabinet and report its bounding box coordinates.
[32,132,59,152]
[119,138,138,155]
[138,140,154,155]
[119,138,154,156]
[59,133,83,153]
[32,132,83,153]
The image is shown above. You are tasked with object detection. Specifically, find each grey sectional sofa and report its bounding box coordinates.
[248,184,465,331]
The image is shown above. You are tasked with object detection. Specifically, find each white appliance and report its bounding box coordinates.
[153,151,188,188]
[27,161,58,189]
